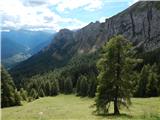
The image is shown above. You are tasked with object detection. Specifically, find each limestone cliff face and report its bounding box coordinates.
[101,1,160,52]
[45,1,160,57]
[71,1,160,53]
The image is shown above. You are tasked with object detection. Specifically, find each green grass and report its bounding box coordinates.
[1,95,160,120]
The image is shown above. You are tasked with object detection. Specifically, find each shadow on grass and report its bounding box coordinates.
[94,113,133,119]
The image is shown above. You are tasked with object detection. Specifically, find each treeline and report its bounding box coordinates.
[25,72,97,100]
[1,53,98,107]
[25,72,59,100]
[23,51,160,100]
[24,53,98,99]
[2,36,160,108]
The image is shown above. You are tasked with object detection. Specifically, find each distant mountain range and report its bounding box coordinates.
[1,30,55,68]
[1,38,26,59]
[10,1,160,80]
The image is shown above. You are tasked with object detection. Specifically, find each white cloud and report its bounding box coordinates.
[63,19,88,30]
[55,0,103,12]
[1,0,136,31]
[84,0,103,11]
[0,0,88,31]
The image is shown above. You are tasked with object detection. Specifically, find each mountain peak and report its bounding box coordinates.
[59,28,72,33]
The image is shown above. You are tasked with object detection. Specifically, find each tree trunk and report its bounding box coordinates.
[113,42,120,115]
[114,86,120,115]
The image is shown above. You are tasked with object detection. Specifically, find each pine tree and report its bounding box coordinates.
[39,88,45,97]
[136,65,150,97]
[95,35,140,115]
[14,90,21,106]
[58,78,65,93]
[50,81,59,96]
[45,81,51,96]
[20,88,28,101]
[88,75,97,97]
[30,88,39,99]
[64,77,73,94]
[41,82,46,94]
[79,75,88,97]
[147,72,159,97]
[157,63,160,96]
[136,64,160,97]
[1,66,21,107]
[76,76,82,96]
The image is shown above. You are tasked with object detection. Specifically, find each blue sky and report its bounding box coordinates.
[0,0,138,32]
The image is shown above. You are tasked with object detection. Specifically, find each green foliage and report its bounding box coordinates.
[26,72,59,98]
[136,65,150,97]
[147,72,159,97]
[30,88,39,99]
[138,48,160,65]
[154,2,160,10]
[76,74,97,97]
[46,81,52,96]
[95,35,140,115]
[58,77,65,93]
[136,64,160,97]
[14,90,21,105]
[20,88,28,101]
[39,88,45,97]
[79,75,88,97]
[1,66,21,107]
[50,81,59,96]
[64,78,73,94]
[57,53,98,96]
[87,74,97,97]
[76,76,81,96]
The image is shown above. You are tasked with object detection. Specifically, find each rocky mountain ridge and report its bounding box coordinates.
[10,1,160,80]
[44,1,160,58]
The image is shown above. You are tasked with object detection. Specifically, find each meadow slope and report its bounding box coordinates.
[2,95,160,120]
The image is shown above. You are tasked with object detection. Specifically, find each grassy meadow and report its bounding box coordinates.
[1,95,160,120]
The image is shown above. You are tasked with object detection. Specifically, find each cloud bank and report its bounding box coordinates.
[0,0,137,32]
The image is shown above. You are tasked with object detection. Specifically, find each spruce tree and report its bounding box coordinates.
[95,35,140,115]
[30,88,39,99]
[76,76,82,96]
[136,63,160,97]
[157,63,160,96]
[39,88,45,97]
[45,81,51,96]
[41,82,46,94]
[50,81,59,96]
[20,88,28,101]
[1,66,21,107]
[79,75,88,97]
[64,77,73,94]
[58,78,65,93]
[14,90,21,106]
[88,75,97,97]
[147,72,159,97]
[136,65,150,97]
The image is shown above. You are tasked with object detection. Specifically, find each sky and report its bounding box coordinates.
[0,0,139,32]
